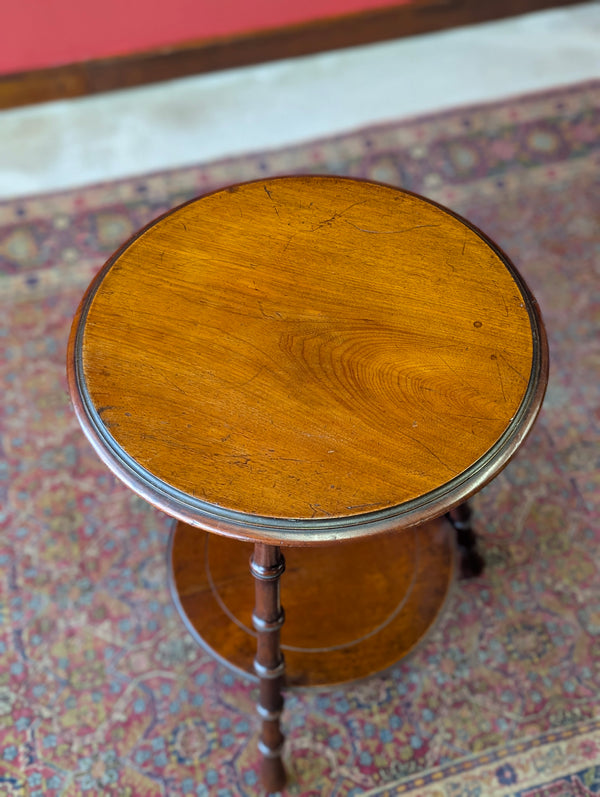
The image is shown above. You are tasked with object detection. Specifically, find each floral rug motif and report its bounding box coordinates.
[1,80,599,796]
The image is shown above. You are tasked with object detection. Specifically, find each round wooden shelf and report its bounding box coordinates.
[68,176,548,545]
[169,517,455,686]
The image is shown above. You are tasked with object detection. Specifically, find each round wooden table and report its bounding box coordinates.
[67,176,548,792]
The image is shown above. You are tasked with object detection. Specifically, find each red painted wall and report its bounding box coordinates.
[2,0,411,75]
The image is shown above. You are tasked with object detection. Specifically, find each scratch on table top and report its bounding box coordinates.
[264,185,280,217]
[344,222,441,235]
[310,200,367,232]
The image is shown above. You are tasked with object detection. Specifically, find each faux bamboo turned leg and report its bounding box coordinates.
[250,544,287,793]
[447,502,485,578]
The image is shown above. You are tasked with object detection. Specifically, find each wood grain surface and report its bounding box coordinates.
[68,176,547,543]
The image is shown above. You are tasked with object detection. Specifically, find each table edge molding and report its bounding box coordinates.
[66,177,549,545]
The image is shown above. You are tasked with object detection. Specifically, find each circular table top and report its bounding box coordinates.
[68,176,548,544]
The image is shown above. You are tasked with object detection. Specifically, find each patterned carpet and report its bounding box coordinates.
[1,80,599,796]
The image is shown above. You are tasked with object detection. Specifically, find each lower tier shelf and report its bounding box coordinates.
[168,518,455,687]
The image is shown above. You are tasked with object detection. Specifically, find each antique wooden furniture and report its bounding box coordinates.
[67,176,548,792]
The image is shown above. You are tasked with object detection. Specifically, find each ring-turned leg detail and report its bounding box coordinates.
[447,502,485,579]
[250,544,287,793]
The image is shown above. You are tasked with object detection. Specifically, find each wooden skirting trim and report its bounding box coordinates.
[0,0,583,109]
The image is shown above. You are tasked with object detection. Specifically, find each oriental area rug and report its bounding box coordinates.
[1,80,599,796]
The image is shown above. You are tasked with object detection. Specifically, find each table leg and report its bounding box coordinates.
[250,543,287,792]
[447,502,485,578]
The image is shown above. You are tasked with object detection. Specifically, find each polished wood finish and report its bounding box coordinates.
[250,544,287,791]
[68,175,547,545]
[170,516,455,685]
[0,0,583,109]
